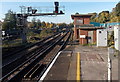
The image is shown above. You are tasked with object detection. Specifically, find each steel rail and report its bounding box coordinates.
[1,32,68,82]
[1,33,61,82]
[37,31,72,82]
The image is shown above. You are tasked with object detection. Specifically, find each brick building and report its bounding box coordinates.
[71,13,103,45]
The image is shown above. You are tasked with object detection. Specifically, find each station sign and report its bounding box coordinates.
[80,35,86,38]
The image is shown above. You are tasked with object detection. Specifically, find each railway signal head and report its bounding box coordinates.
[28,7,32,13]
[32,9,37,14]
[54,1,59,6]
[54,1,59,13]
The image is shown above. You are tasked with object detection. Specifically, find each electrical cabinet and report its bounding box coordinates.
[97,29,108,47]
[114,25,120,51]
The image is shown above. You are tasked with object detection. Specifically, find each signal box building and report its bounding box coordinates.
[71,13,103,45]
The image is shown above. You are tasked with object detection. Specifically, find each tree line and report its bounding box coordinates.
[28,18,57,29]
[1,10,73,30]
[90,2,120,23]
[27,18,73,29]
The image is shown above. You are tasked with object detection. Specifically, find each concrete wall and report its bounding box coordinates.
[114,25,120,51]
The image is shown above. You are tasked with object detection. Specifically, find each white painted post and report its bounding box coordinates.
[108,55,111,81]
[114,25,120,51]
[108,47,113,82]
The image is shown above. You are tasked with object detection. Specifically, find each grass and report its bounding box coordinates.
[2,38,22,47]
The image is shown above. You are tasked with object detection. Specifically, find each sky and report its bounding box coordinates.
[0,1,119,24]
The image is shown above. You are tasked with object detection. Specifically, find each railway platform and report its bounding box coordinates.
[41,45,118,81]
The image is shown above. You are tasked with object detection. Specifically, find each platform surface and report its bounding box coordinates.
[43,45,118,81]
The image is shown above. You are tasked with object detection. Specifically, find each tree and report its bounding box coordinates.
[49,23,53,28]
[90,2,120,23]
[90,11,110,23]
[68,23,74,28]
[115,2,120,16]
[109,2,120,22]
[28,22,34,28]
[90,13,97,22]
[32,18,37,28]
[36,19,41,28]
[51,22,56,28]
[58,23,67,29]
[41,21,46,28]
[2,10,17,30]
[45,22,50,28]
[98,11,110,23]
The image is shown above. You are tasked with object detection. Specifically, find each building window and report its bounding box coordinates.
[76,19,83,24]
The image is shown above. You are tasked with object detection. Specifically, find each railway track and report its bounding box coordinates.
[1,33,61,77]
[2,32,60,60]
[23,31,72,81]
[1,31,72,82]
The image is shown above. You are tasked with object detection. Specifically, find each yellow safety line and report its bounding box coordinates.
[76,52,80,82]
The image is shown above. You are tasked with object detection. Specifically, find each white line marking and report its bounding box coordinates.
[91,59,94,64]
[97,62,99,64]
[39,51,62,82]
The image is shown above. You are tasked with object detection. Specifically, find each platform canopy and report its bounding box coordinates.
[79,27,104,30]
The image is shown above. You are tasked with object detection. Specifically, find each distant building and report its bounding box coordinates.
[71,13,103,45]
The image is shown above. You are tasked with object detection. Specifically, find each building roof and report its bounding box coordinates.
[71,14,92,19]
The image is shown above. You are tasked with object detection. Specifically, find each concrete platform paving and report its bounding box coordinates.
[75,45,108,80]
[43,45,118,81]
